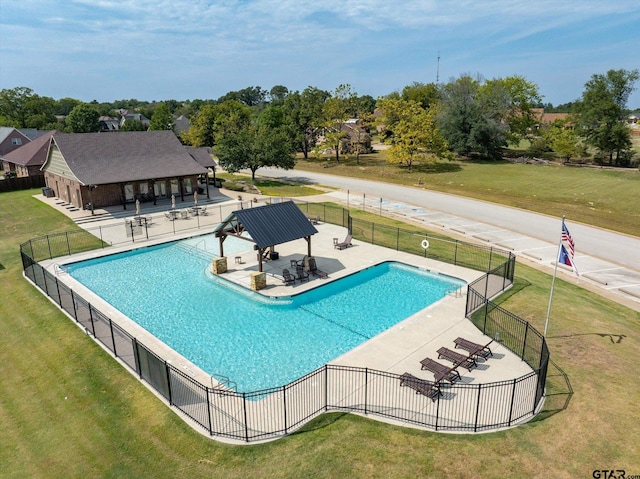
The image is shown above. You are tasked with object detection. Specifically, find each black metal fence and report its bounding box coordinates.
[20,205,549,442]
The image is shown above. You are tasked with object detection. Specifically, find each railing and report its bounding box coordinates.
[20,205,549,442]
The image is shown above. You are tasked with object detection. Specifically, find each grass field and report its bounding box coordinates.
[292,152,640,237]
[1,189,640,478]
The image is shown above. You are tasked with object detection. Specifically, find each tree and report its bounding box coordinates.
[481,75,541,144]
[378,98,449,170]
[322,84,357,162]
[149,103,174,131]
[65,103,100,133]
[283,86,330,159]
[182,101,251,147]
[543,118,584,163]
[215,109,295,181]
[0,86,35,127]
[401,82,440,109]
[575,68,639,166]
[438,75,508,158]
[269,85,289,105]
[119,118,146,131]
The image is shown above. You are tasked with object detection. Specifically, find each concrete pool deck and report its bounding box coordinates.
[42,218,533,392]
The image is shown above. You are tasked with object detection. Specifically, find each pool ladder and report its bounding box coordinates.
[211,373,237,392]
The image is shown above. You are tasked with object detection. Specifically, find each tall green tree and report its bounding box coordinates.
[283,86,330,159]
[481,75,541,144]
[0,86,35,127]
[322,84,357,162]
[215,109,295,181]
[438,75,508,158]
[149,103,174,131]
[575,68,639,166]
[183,100,251,147]
[401,82,440,109]
[65,103,100,133]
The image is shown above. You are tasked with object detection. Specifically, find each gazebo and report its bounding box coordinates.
[213,201,318,272]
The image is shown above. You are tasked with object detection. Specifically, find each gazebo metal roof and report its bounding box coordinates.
[213,201,318,271]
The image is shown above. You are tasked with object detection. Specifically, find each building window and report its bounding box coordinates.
[11,138,22,145]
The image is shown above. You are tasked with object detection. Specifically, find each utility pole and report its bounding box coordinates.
[436,51,440,84]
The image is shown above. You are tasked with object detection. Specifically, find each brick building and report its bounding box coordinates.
[41,130,208,211]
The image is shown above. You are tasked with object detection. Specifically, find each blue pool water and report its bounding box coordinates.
[66,236,465,392]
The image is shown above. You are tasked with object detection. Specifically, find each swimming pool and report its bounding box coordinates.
[65,237,465,392]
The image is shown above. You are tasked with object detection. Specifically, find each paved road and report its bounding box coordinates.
[261,167,640,305]
[264,168,639,270]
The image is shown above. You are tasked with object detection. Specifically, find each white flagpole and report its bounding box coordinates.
[544,215,565,336]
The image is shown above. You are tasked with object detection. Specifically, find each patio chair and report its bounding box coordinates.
[282,269,296,285]
[453,337,493,359]
[200,206,207,216]
[437,347,477,371]
[164,211,174,221]
[307,257,328,279]
[420,357,461,384]
[180,209,190,219]
[399,372,441,401]
[333,233,353,250]
[296,264,309,282]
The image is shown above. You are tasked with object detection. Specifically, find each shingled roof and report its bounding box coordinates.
[4,130,56,167]
[215,201,318,250]
[46,130,207,185]
[185,146,217,168]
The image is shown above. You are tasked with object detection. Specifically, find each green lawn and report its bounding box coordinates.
[2,189,640,478]
[293,153,640,236]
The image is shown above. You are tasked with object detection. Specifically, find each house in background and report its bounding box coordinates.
[99,116,120,132]
[0,127,31,173]
[41,130,208,211]
[2,130,56,178]
[120,111,150,129]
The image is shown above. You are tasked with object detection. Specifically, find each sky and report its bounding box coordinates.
[1,0,639,108]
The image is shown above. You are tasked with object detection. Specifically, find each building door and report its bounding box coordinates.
[154,181,167,198]
[124,184,134,202]
[66,185,71,203]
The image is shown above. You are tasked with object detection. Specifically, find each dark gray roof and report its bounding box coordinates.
[217,201,318,249]
[185,146,217,168]
[4,130,56,166]
[49,131,207,185]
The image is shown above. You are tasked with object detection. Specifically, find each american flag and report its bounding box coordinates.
[561,222,575,258]
[560,219,579,276]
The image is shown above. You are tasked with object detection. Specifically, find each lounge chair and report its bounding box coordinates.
[453,337,493,359]
[282,269,296,285]
[437,347,477,371]
[420,357,461,383]
[399,373,441,401]
[307,257,328,279]
[295,264,309,282]
[333,234,353,250]
[164,211,174,221]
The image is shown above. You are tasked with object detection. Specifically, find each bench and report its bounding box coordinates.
[419,357,461,384]
[437,347,477,371]
[453,337,493,359]
[399,373,441,401]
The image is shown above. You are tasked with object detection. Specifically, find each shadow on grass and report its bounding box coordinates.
[529,359,573,423]
[410,162,463,174]
[547,332,626,344]
[289,412,350,436]
[0,262,4,270]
